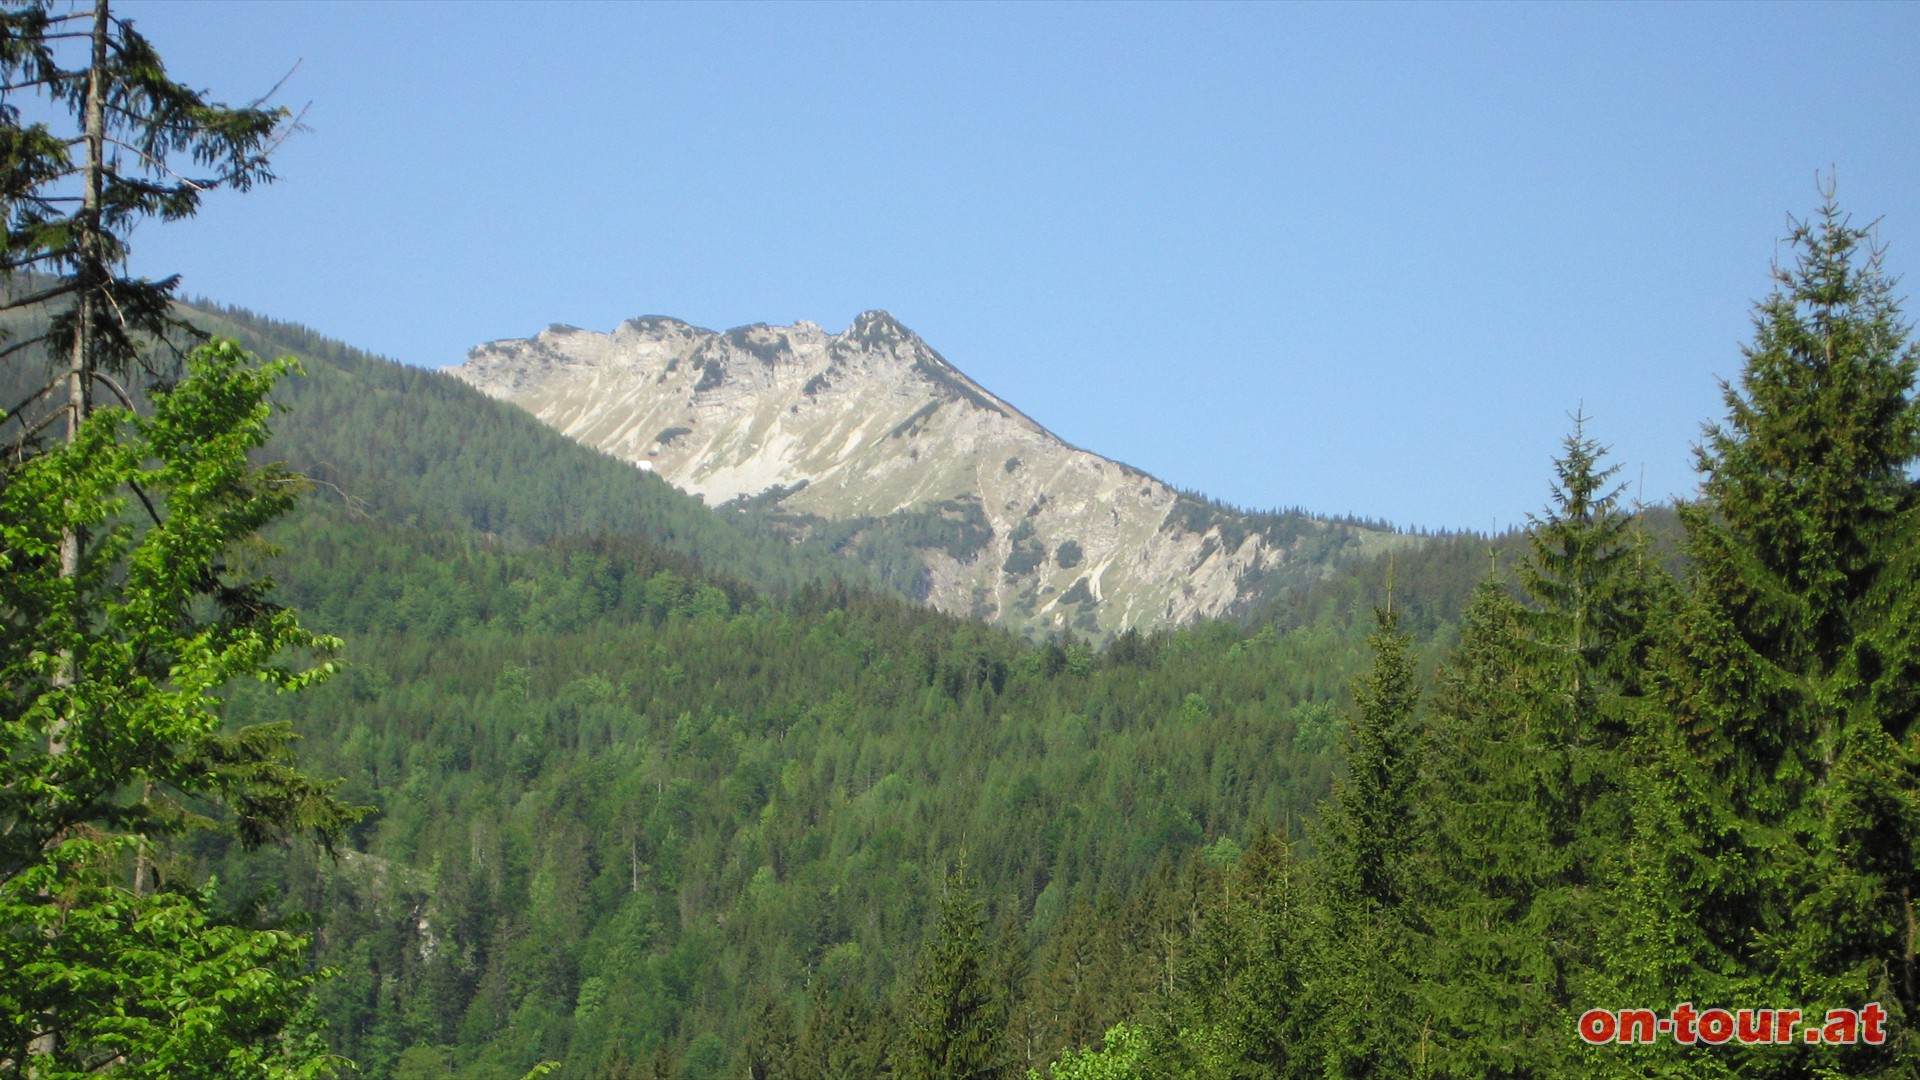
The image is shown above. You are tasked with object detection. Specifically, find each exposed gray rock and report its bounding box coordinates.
[451,312,1402,637]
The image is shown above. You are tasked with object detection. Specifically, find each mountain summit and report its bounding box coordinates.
[451,312,1398,636]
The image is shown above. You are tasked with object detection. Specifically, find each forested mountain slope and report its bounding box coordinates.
[5,300,1712,1079]
[181,302,885,599]
[206,507,1383,1079]
[1253,503,1684,642]
[75,306,1397,1077]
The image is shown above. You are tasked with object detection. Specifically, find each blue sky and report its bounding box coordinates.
[119,1,1919,531]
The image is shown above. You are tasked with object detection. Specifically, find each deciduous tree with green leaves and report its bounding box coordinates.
[2,2,358,1075]
[0,341,358,1077]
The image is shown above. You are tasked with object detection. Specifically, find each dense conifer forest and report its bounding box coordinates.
[3,6,1916,1077]
[7,216,1915,1078]
[191,304,1390,1078]
[88,200,1920,1077]
[279,206,1917,1079]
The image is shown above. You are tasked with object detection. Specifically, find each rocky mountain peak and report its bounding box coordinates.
[847,309,908,342]
[449,312,1399,637]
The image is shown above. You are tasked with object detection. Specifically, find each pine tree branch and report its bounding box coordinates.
[2,247,80,272]
[0,277,82,312]
[0,331,55,362]
[1,371,62,422]
[99,135,207,191]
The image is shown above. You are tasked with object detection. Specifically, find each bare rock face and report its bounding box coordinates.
[451,311,1398,637]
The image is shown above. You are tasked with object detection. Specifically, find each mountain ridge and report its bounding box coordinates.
[452,310,1408,637]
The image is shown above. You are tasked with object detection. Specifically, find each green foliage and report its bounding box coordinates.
[8,101,1902,1079]
[1003,520,1045,574]
[1320,610,1423,913]
[0,342,354,862]
[1157,830,1313,1079]
[0,343,357,1077]
[0,839,338,1080]
[191,481,1364,1074]
[695,357,725,392]
[1308,608,1432,1078]
[1030,1023,1149,1080]
[1417,422,1667,1076]
[1039,191,1919,1080]
[1053,541,1082,570]
[0,1,287,392]
[1004,540,1046,576]
[733,495,994,602]
[177,301,872,599]
[1518,416,1652,690]
[1615,190,1920,1074]
[1059,578,1093,606]
[38,332,1226,1079]
[903,866,1008,1080]
[1287,701,1342,758]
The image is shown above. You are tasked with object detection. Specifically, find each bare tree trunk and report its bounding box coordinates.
[48,0,106,751]
[132,783,154,896]
[31,8,109,1072]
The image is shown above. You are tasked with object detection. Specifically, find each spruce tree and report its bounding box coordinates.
[1309,608,1433,1078]
[1425,425,1666,1077]
[792,980,893,1080]
[744,986,797,1080]
[2,0,287,445]
[1518,414,1658,715]
[902,866,1008,1080]
[1424,580,1566,1078]
[1161,828,1311,1078]
[1629,189,1920,1075]
[1515,423,1663,952]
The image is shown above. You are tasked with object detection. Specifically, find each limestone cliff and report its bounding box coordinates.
[450,311,1401,637]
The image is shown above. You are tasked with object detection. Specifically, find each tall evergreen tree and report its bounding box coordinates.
[1309,608,1433,1078]
[2,0,287,451]
[1425,423,1665,1077]
[1519,415,1659,710]
[902,866,1008,1080]
[792,980,895,1080]
[1161,828,1312,1079]
[1424,581,1565,1078]
[744,986,797,1080]
[1626,189,1920,1075]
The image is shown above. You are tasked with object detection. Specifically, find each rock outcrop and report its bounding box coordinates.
[451,311,1400,637]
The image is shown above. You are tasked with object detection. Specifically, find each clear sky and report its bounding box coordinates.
[116,1,1919,532]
